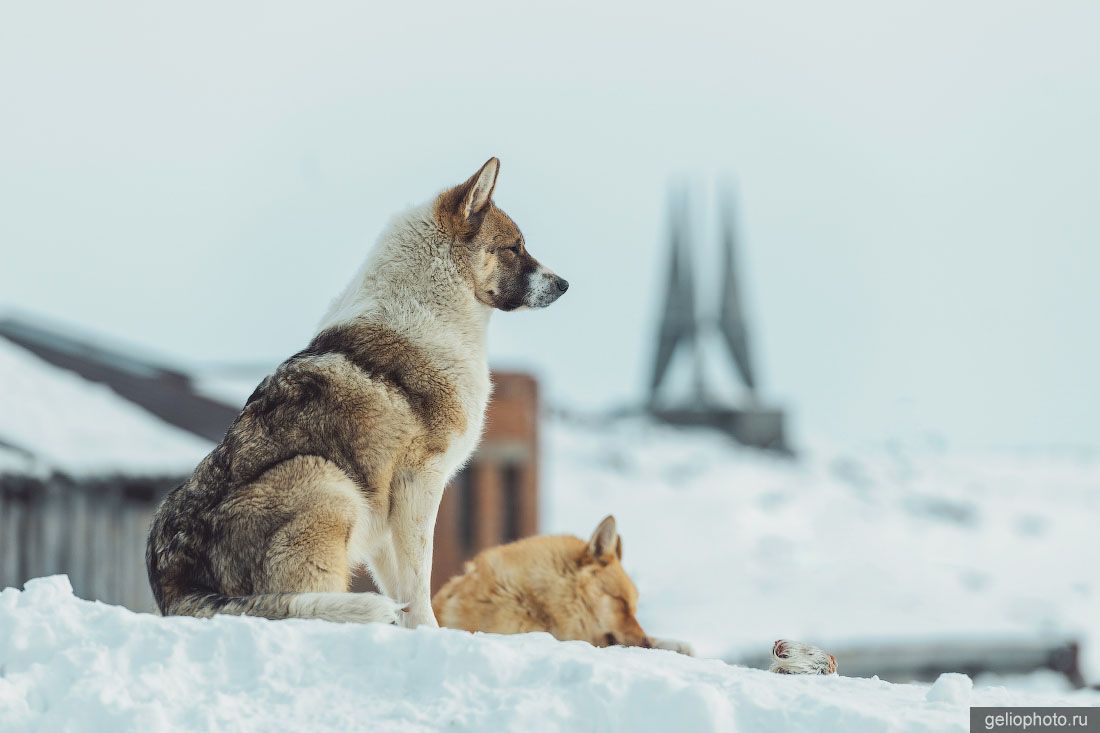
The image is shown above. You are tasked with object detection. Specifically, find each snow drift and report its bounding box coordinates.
[2,576,1097,733]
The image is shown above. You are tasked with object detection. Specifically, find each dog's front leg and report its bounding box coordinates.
[647,637,695,656]
[387,472,444,629]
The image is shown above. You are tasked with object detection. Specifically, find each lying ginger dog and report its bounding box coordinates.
[433,515,692,654]
[434,515,838,675]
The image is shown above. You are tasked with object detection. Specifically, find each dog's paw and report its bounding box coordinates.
[647,637,695,656]
[370,595,408,626]
[398,604,439,630]
[769,639,837,675]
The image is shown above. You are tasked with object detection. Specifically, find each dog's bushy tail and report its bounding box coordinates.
[166,589,405,624]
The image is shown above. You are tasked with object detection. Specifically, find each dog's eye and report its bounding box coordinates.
[504,244,520,255]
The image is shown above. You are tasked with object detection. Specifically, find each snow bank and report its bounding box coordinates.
[543,418,1100,679]
[0,339,211,476]
[2,577,1097,733]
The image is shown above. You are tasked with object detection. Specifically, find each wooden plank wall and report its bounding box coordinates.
[0,475,171,612]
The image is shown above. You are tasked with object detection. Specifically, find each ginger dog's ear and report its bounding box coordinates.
[436,157,500,238]
[587,515,619,563]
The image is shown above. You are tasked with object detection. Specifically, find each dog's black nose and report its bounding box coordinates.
[554,277,569,293]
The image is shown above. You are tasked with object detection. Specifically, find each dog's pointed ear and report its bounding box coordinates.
[587,515,619,563]
[436,157,500,238]
[461,157,499,219]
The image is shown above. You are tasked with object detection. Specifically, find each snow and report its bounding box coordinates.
[190,372,266,410]
[542,418,1100,680]
[0,338,212,477]
[925,674,973,704]
[2,576,1098,733]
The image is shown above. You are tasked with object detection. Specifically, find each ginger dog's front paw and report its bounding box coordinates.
[647,637,695,656]
[770,639,837,675]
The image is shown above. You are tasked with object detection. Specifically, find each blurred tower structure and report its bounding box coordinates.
[648,186,790,453]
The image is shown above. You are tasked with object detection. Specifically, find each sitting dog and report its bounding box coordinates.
[146,157,568,628]
[433,515,693,654]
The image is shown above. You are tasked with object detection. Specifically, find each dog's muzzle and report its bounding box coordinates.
[524,268,569,308]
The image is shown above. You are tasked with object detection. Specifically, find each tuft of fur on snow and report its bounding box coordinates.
[770,639,838,675]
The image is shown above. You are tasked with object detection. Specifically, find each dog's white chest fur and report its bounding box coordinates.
[433,356,492,483]
[319,203,494,489]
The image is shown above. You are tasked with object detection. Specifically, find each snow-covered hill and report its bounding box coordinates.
[2,576,1097,733]
[542,418,1100,682]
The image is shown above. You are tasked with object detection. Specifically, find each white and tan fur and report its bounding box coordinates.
[770,639,838,675]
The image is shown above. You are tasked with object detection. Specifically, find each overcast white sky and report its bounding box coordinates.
[2,1,1098,449]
